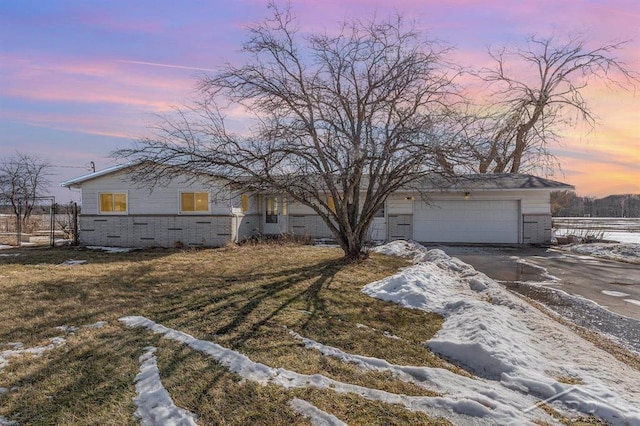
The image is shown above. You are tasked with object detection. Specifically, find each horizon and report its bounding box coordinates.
[1,0,638,202]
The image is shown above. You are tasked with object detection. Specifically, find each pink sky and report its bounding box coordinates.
[0,0,638,201]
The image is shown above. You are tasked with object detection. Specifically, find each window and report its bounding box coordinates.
[327,196,336,213]
[180,192,209,212]
[241,194,250,212]
[99,192,127,214]
[265,197,278,223]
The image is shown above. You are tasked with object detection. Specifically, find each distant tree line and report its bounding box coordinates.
[552,191,640,217]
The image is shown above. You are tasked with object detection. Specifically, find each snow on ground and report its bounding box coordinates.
[0,245,12,250]
[58,259,87,266]
[367,240,640,425]
[0,415,17,426]
[288,398,347,426]
[0,338,66,371]
[565,243,640,264]
[133,346,199,426]
[120,316,523,425]
[288,329,555,422]
[603,232,640,244]
[86,246,133,253]
[84,321,108,329]
[115,240,640,424]
[55,321,108,334]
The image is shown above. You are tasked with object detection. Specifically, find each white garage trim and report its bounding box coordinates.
[413,199,521,244]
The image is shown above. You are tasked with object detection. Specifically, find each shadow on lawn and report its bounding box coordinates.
[151,257,344,348]
[0,245,179,266]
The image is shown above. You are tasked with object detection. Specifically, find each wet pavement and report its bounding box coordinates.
[433,245,640,354]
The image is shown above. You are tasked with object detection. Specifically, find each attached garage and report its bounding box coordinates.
[413,199,520,244]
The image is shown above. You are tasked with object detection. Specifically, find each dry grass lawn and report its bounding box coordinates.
[0,244,461,425]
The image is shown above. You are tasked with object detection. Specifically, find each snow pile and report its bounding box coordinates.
[364,242,640,424]
[288,330,558,422]
[1,338,66,371]
[119,316,517,424]
[133,346,198,426]
[372,240,434,263]
[87,246,133,253]
[566,243,640,264]
[289,398,347,426]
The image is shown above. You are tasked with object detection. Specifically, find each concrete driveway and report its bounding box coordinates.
[434,245,640,353]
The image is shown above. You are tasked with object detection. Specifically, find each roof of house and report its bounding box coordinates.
[61,164,574,192]
[415,173,574,192]
[60,163,130,188]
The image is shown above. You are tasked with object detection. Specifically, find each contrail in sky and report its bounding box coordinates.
[115,59,217,72]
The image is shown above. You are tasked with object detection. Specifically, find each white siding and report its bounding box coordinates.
[80,170,233,215]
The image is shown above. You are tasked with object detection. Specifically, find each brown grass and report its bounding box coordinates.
[0,244,457,425]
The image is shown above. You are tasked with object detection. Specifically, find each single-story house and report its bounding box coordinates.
[60,164,573,247]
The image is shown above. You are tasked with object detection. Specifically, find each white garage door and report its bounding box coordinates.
[413,200,520,243]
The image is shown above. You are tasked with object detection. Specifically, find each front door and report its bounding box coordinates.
[263,196,288,234]
[369,203,387,241]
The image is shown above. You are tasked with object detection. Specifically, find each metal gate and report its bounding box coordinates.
[0,198,78,247]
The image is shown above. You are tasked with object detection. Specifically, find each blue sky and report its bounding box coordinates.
[1,0,638,201]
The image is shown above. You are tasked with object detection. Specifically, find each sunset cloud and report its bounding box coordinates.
[0,0,638,198]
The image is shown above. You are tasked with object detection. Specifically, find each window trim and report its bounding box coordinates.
[179,191,211,214]
[97,191,128,215]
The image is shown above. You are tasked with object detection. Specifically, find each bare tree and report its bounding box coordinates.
[466,34,637,174]
[116,4,464,261]
[0,153,51,232]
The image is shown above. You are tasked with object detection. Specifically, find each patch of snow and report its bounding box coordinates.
[0,387,7,394]
[364,242,640,425]
[566,243,640,264]
[0,415,18,425]
[86,246,133,253]
[624,299,640,307]
[84,321,108,329]
[55,325,78,333]
[354,323,402,341]
[58,259,87,266]
[371,240,432,263]
[289,398,347,426]
[0,245,13,250]
[601,291,630,298]
[0,253,20,257]
[288,330,557,422]
[133,346,199,426]
[382,331,401,340]
[0,337,66,371]
[603,232,640,245]
[119,316,513,424]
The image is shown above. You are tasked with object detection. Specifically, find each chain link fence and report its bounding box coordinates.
[0,200,78,247]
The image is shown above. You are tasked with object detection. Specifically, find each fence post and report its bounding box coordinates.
[49,198,55,247]
[16,202,22,247]
[73,202,79,246]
